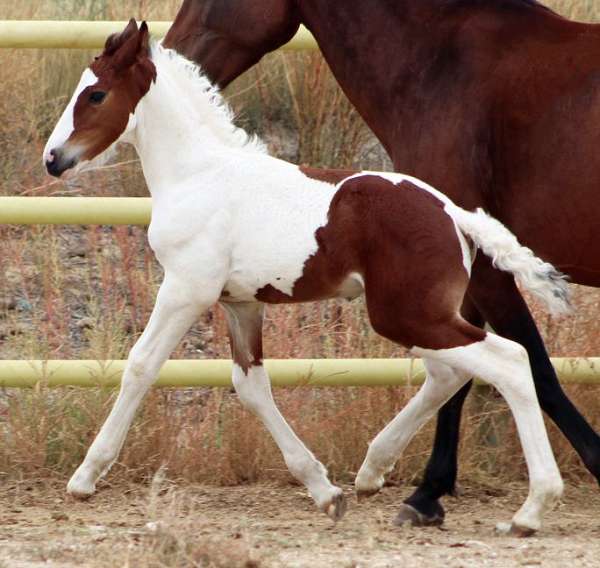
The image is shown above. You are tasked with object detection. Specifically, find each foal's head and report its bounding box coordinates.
[44,19,156,177]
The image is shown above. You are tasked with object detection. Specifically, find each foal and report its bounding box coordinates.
[44,21,568,534]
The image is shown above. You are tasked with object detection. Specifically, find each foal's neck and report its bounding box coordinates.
[132,46,264,197]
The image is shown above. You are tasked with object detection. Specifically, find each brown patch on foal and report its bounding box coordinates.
[221,304,264,374]
[257,174,485,350]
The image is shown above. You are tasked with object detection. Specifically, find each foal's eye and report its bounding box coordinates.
[89,91,107,105]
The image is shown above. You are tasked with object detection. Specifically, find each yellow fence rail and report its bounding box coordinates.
[0,197,152,225]
[0,358,599,388]
[0,20,317,50]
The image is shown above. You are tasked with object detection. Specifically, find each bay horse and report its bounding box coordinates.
[43,20,569,534]
[161,0,600,526]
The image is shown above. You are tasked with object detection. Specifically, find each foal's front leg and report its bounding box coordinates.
[68,275,219,498]
[221,302,347,521]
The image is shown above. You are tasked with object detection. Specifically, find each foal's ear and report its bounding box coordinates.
[139,21,150,53]
[112,19,150,72]
[105,18,138,55]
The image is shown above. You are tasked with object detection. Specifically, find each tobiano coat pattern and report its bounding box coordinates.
[44,20,569,535]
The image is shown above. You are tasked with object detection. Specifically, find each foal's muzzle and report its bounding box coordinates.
[45,148,78,178]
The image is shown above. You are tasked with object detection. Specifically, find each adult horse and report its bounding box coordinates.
[162,0,600,526]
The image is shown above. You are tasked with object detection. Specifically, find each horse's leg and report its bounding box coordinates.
[414,332,563,535]
[355,359,471,502]
[469,255,600,484]
[221,301,346,521]
[67,275,216,498]
[398,300,485,527]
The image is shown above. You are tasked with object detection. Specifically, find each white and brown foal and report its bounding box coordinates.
[44,20,569,534]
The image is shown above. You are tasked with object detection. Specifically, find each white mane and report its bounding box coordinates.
[150,42,267,155]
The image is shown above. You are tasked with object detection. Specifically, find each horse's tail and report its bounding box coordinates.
[449,206,572,316]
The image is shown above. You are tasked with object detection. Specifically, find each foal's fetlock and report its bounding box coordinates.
[355,466,385,501]
[67,453,116,499]
[67,466,97,500]
[529,475,564,512]
[496,476,563,537]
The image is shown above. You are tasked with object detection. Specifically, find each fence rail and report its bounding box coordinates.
[0,20,316,50]
[0,197,151,225]
[0,358,599,388]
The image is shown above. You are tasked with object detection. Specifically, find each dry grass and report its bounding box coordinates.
[1,0,600,497]
[548,0,600,20]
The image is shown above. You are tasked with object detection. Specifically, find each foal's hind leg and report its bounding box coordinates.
[470,255,600,483]
[221,301,346,522]
[67,275,218,498]
[358,328,563,533]
[399,298,484,526]
[416,333,563,534]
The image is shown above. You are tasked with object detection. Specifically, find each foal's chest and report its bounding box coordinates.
[224,195,335,301]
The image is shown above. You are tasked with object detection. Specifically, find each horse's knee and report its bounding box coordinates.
[123,347,157,388]
[485,336,532,386]
[232,365,272,413]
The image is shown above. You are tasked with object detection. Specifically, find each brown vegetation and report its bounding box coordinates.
[0,0,599,501]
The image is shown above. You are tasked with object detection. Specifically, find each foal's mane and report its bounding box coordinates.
[150,42,267,155]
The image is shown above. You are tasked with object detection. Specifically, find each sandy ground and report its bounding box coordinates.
[0,480,599,567]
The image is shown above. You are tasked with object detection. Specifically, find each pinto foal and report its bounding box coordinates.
[44,21,568,534]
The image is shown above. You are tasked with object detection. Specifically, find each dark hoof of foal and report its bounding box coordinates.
[356,488,381,502]
[393,503,445,527]
[323,492,348,522]
[495,522,536,538]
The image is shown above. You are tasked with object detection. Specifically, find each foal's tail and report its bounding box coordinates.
[449,206,572,316]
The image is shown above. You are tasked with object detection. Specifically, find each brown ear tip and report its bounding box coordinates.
[140,21,149,32]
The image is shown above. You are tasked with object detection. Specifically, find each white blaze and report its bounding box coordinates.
[43,69,98,164]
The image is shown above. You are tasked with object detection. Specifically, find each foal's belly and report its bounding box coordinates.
[221,271,364,304]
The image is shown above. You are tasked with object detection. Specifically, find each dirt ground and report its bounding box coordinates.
[0,480,599,568]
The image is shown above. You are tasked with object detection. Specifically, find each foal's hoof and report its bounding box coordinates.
[66,476,96,500]
[393,504,444,527]
[321,492,348,522]
[67,488,94,501]
[356,487,381,502]
[495,522,537,538]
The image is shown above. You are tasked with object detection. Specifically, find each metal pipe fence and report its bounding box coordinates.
[0,20,316,50]
[1,358,599,388]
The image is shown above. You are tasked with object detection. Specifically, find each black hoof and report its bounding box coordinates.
[394,503,445,527]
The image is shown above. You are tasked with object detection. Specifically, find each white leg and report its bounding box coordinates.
[223,302,346,521]
[414,333,563,534]
[356,360,470,497]
[68,275,219,498]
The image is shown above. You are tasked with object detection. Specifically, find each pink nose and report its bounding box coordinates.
[46,152,55,163]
